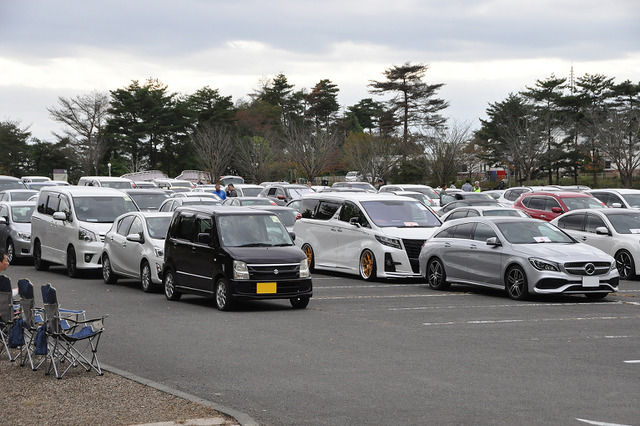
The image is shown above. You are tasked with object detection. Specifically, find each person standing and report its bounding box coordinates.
[212,183,226,201]
[226,184,238,197]
[473,181,482,192]
[461,180,473,192]
[0,250,16,297]
[450,181,457,189]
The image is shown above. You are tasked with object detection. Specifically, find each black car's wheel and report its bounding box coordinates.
[359,249,377,281]
[215,278,234,311]
[290,296,310,309]
[66,246,80,278]
[141,260,154,293]
[615,250,635,280]
[585,293,608,300]
[427,258,450,290]
[102,253,118,284]
[33,240,49,271]
[6,239,15,264]
[301,244,314,271]
[506,265,528,300]
[163,269,181,301]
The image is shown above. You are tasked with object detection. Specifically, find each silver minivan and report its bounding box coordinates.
[31,186,139,277]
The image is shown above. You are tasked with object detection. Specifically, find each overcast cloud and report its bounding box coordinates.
[1,0,638,140]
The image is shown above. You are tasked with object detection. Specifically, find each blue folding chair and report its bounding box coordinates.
[40,284,107,379]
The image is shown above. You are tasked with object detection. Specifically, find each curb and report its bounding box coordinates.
[102,364,259,426]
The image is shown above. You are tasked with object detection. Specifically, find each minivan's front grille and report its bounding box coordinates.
[248,263,299,280]
[402,239,426,273]
[563,261,611,276]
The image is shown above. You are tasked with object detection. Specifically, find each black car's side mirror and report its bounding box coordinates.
[197,232,212,245]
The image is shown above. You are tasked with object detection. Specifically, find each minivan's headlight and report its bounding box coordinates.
[233,260,250,280]
[375,235,402,250]
[78,227,98,242]
[17,232,30,241]
[529,258,560,272]
[154,247,164,258]
[299,259,310,278]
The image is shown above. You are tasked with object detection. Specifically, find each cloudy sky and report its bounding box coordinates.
[1,0,638,141]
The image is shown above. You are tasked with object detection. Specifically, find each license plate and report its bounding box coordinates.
[257,282,277,294]
[582,276,599,287]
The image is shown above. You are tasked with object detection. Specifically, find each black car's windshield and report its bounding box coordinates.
[606,212,640,234]
[361,200,441,228]
[11,205,35,223]
[218,214,293,247]
[497,221,574,244]
[129,193,169,210]
[145,216,171,239]
[74,196,139,222]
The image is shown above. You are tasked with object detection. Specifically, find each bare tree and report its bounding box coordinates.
[191,123,234,183]
[234,134,275,183]
[342,132,400,183]
[47,91,110,174]
[496,112,547,185]
[599,108,640,187]
[284,124,341,182]
[421,121,473,186]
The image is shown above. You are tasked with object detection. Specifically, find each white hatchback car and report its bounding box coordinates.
[551,209,640,280]
[293,192,442,280]
[102,211,173,292]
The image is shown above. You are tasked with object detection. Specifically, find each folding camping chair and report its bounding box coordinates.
[16,278,36,369]
[0,275,21,362]
[40,283,107,379]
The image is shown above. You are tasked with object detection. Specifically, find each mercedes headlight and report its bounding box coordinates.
[529,258,560,272]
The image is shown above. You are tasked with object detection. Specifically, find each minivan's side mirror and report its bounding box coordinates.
[349,217,361,227]
[126,233,144,243]
[197,232,212,245]
[595,226,611,236]
[53,211,67,221]
[486,237,502,246]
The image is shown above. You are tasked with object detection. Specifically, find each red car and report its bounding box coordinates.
[513,191,606,221]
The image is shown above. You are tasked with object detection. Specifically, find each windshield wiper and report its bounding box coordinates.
[237,243,273,247]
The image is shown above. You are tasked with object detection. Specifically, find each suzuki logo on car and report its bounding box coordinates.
[273,269,279,275]
[584,263,596,275]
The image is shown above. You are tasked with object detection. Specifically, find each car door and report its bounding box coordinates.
[0,204,9,248]
[106,214,135,276]
[334,201,370,272]
[469,223,503,285]
[120,215,146,277]
[189,214,218,294]
[445,222,475,281]
[580,213,614,254]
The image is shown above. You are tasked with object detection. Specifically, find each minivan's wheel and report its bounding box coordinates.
[427,258,450,290]
[506,265,528,300]
[33,240,49,271]
[163,269,181,301]
[615,250,635,280]
[102,253,118,284]
[359,249,377,281]
[215,278,234,311]
[6,239,15,264]
[290,296,310,309]
[301,244,314,271]
[66,246,80,278]
[140,261,154,293]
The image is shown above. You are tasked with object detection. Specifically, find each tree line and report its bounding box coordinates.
[1,62,638,187]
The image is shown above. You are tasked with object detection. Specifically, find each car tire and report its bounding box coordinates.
[301,244,315,271]
[585,293,608,300]
[426,257,450,290]
[359,249,377,281]
[33,240,49,271]
[505,265,528,300]
[163,269,181,301]
[614,250,635,280]
[6,239,15,264]
[290,296,310,309]
[67,246,80,278]
[141,261,154,293]
[102,253,118,284]
[215,278,234,311]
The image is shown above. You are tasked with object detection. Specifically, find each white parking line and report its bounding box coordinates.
[316,293,452,300]
[423,315,640,326]
[576,418,631,426]
[623,360,640,363]
[389,300,625,311]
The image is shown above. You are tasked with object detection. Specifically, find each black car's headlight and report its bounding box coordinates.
[529,257,560,272]
[233,260,250,280]
[375,235,402,250]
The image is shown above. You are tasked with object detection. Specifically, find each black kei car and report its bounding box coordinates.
[162,205,312,310]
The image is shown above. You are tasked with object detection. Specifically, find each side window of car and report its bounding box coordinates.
[300,198,320,219]
[585,214,607,233]
[467,209,481,217]
[528,197,545,210]
[446,210,467,221]
[129,217,144,236]
[116,216,135,236]
[59,195,72,220]
[175,214,195,241]
[46,194,60,215]
[473,223,497,242]
[433,226,454,238]
[315,201,341,220]
[507,189,522,201]
[452,222,474,240]
[339,201,370,228]
[558,213,585,231]
[546,197,561,211]
[37,192,48,214]
[520,195,531,207]
[0,205,8,220]
[609,194,624,207]
[194,217,213,245]
[276,188,285,198]
[268,188,278,196]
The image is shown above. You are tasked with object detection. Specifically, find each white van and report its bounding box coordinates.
[293,192,442,280]
[31,186,139,277]
[77,176,135,189]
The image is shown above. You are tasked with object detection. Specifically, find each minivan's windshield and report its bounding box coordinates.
[128,192,169,211]
[360,200,441,228]
[218,214,293,247]
[74,196,139,223]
